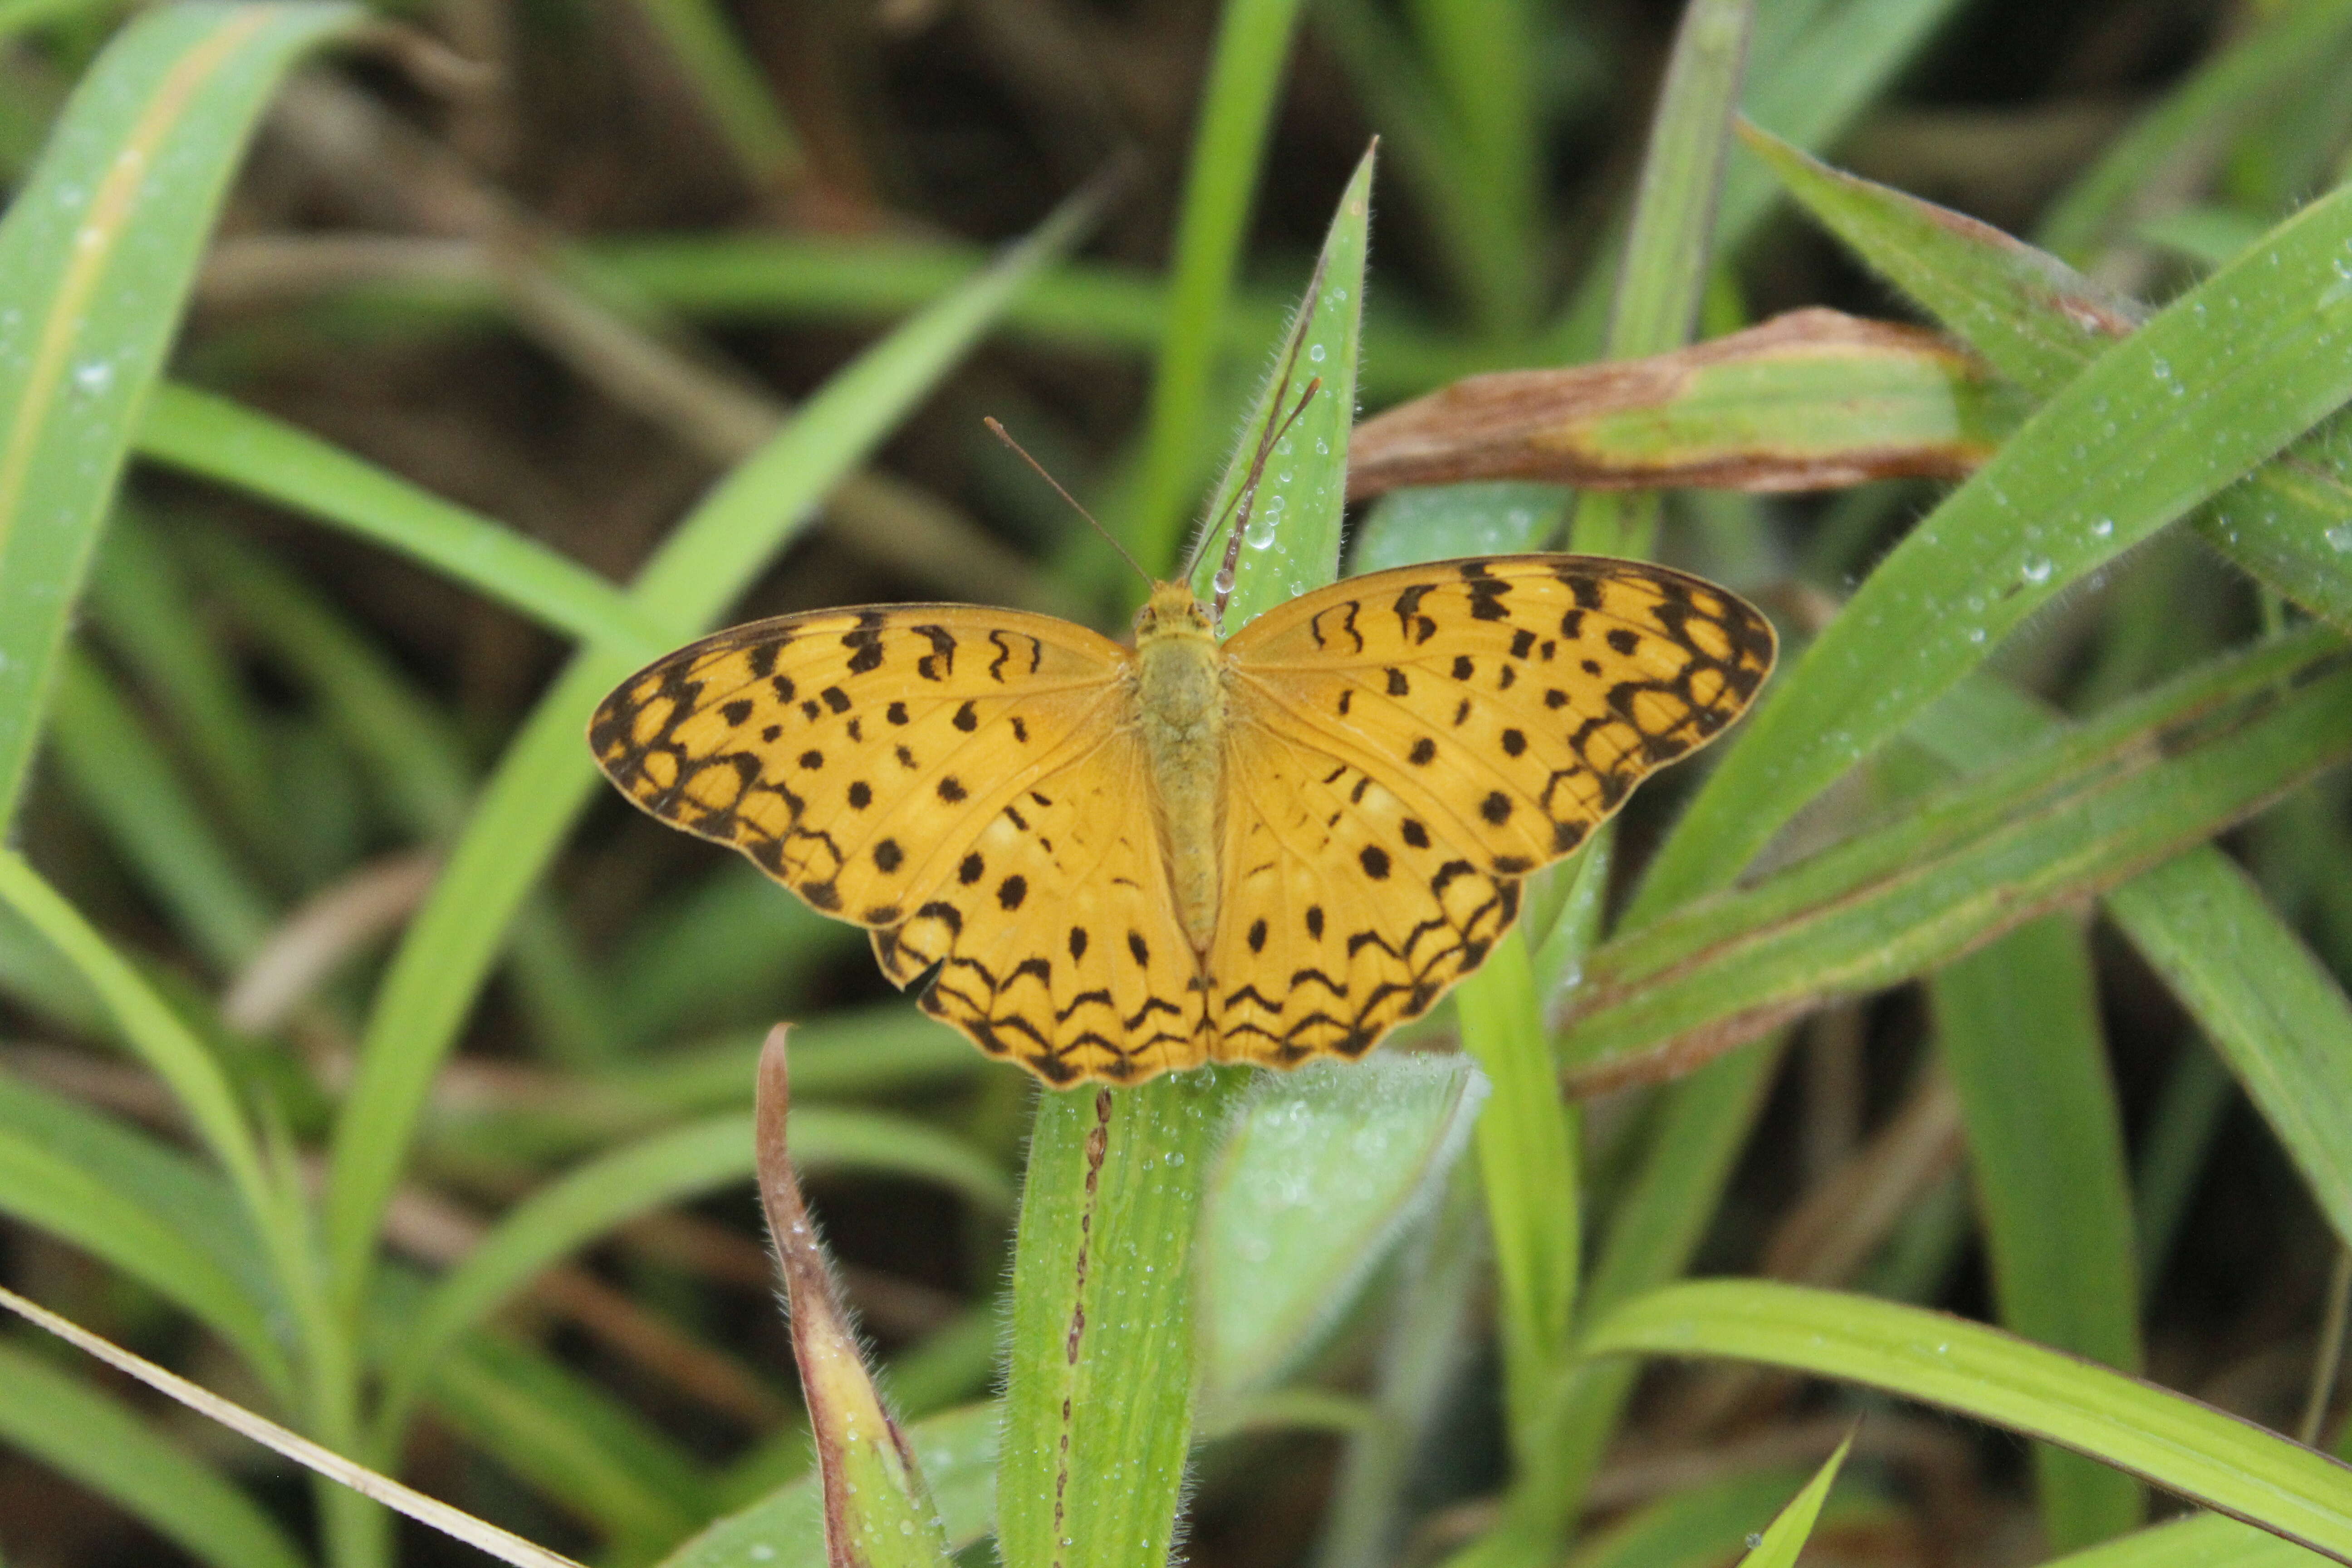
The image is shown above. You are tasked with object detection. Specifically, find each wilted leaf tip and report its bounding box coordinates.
[755,1025,953,1568]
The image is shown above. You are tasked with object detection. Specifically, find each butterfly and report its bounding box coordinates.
[588,552,1774,1086]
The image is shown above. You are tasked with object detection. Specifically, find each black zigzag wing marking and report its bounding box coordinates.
[870,727,1210,1085]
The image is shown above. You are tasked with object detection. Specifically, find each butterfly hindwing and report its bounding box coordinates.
[1225,555,1775,878]
[872,734,1211,1085]
[1210,713,1520,1066]
[590,605,1128,927]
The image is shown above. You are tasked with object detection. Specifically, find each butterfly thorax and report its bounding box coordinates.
[1131,581,1228,954]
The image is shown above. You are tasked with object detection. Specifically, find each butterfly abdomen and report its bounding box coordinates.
[1133,583,1228,954]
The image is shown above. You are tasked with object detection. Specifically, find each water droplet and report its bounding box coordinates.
[2021,557,2054,585]
[1308,343,1327,363]
[1213,566,1235,595]
[2089,517,2113,538]
[72,360,112,395]
[2328,524,2352,553]
[1967,626,1987,644]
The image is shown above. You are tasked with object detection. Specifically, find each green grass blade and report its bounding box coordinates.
[1734,1435,1851,1568]
[1127,0,1312,573]
[47,646,276,970]
[1570,0,1752,559]
[0,1340,309,1568]
[1563,642,2352,1084]
[997,1073,1240,1568]
[383,1104,1009,1440]
[662,1402,1000,1568]
[1000,162,1368,1568]
[1198,1056,1485,1403]
[1535,1042,1785,1533]
[2045,1514,2340,1568]
[1932,918,2146,1550]
[86,510,281,863]
[0,853,272,1216]
[0,1073,288,1392]
[1455,927,1578,1467]
[1583,1280,2352,1562]
[0,0,361,825]
[2107,852,2352,1254]
[1740,125,2352,633]
[323,196,1090,1311]
[625,0,802,188]
[137,383,674,663]
[1635,174,2352,921]
[421,1329,712,1552]
[2036,0,2352,264]
[1562,1464,1867,1568]
[1187,144,1374,614]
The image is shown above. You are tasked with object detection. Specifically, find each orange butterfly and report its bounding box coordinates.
[590,550,1771,1085]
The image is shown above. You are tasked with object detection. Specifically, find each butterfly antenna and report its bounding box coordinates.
[1209,375,1321,629]
[983,417,1154,588]
[1182,250,1332,590]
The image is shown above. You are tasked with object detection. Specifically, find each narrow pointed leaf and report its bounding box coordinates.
[1735,1435,1852,1568]
[1198,1054,1487,1401]
[757,1028,954,1568]
[0,0,363,823]
[1583,1281,2352,1563]
[1636,170,2352,918]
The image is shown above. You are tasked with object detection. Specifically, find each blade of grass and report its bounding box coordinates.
[45,647,276,970]
[323,194,1094,1313]
[1536,1040,1787,1533]
[1127,0,1311,573]
[625,0,802,190]
[2045,1514,2340,1568]
[1740,124,2352,634]
[1583,1280,2352,1563]
[1634,172,2352,921]
[136,382,673,664]
[0,0,362,824]
[0,1340,309,1568]
[1197,1056,1486,1403]
[1563,637,2352,1084]
[2036,0,2352,264]
[999,151,1369,1568]
[1451,926,1578,1563]
[1569,0,1753,559]
[2107,853,2352,1254]
[0,1073,288,1392]
[1733,1436,1851,1568]
[1932,918,2145,1550]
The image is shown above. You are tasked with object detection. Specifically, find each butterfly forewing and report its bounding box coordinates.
[590,605,1128,930]
[1224,555,1775,879]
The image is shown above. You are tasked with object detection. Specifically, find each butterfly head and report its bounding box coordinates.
[1133,580,1218,648]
